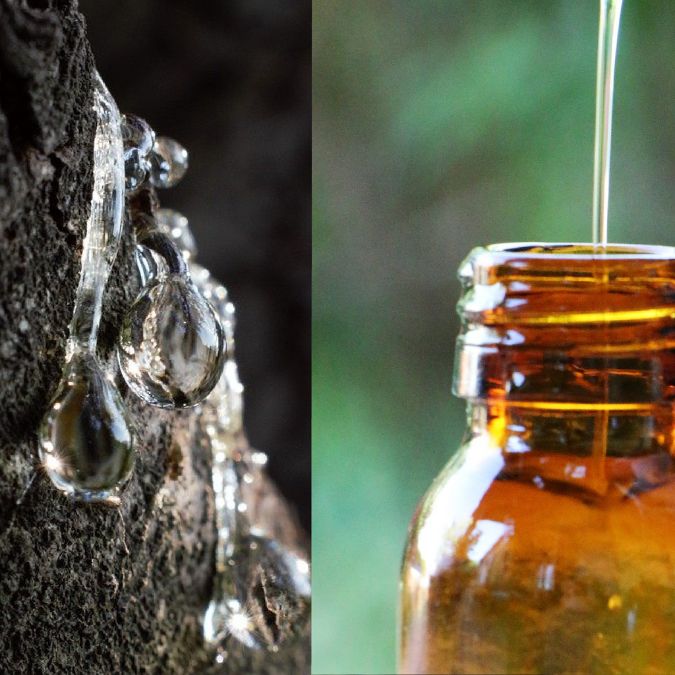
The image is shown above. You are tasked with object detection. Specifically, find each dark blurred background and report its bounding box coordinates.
[313,1,675,673]
[79,0,310,530]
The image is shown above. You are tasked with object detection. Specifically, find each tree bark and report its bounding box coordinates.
[0,1,309,673]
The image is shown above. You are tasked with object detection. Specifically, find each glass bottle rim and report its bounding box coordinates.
[462,242,675,287]
[484,242,675,260]
[454,241,675,404]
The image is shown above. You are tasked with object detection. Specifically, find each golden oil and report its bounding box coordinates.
[399,244,675,674]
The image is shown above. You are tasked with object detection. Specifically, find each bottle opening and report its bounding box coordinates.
[454,242,675,406]
[485,242,675,258]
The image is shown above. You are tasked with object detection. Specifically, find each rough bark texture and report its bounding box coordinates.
[0,1,309,673]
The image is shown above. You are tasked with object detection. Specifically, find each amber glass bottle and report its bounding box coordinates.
[399,243,675,675]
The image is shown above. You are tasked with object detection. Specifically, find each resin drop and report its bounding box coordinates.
[117,274,226,408]
[203,448,311,654]
[124,147,149,191]
[156,208,197,260]
[39,72,133,503]
[134,244,167,287]
[149,137,189,189]
[39,353,134,503]
[122,113,155,156]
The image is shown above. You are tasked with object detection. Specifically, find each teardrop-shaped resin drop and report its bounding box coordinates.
[117,274,226,408]
[148,137,188,188]
[39,353,134,503]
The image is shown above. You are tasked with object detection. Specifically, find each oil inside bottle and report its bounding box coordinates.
[399,244,675,674]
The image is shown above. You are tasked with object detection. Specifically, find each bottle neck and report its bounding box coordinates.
[465,399,673,496]
[454,244,675,496]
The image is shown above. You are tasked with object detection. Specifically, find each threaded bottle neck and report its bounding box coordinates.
[453,243,675,406]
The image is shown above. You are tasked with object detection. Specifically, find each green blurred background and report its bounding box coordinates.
[312,2,674,673]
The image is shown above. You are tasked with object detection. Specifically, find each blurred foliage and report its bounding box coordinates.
[312,2,674,673]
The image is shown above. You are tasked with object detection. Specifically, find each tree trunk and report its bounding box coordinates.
[0,1,309,672]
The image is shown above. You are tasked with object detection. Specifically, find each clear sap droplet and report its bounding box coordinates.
[121,114,155,156]
[124,147,149,191]
[39,353,134,502]
[149,137,188,189]
[190,262,236,358]
[118,274,226,408]
[156,208,197,260]
[135,244,167,288]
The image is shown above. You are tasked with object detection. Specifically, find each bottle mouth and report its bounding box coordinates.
[485,242,675,259]
[459,242,675,316]
[454,242,675,404]
[462,242,675,288]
